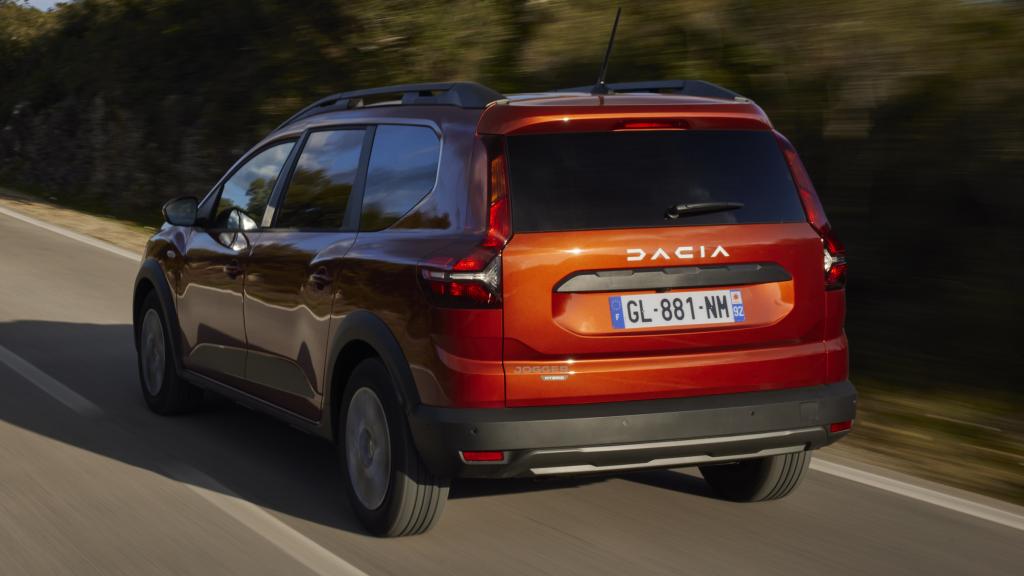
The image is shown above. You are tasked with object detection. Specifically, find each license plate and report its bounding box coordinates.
[609,290,745,329]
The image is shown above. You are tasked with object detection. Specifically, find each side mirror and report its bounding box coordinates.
[162,196,198,227]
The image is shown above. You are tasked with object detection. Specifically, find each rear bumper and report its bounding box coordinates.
[409,380,856,478]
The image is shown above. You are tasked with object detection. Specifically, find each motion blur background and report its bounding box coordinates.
[0,0,1021,503]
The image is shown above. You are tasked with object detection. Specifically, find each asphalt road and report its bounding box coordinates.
[1,209,1022,576]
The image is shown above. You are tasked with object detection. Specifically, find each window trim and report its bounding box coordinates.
[263,126,374,233]
[197,137,300,231]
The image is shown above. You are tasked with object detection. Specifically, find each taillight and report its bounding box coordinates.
[776,132,847,290]
[482,146,510,248]
[418,137,511,307]
[821,227,847,290]
[614,119,689,131]
[420,251,502,307]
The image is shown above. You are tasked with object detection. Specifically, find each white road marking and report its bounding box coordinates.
[165,463,369,576]
[0,204,141,261]
[0,344,369,576]
[811,458,1024,532]
[0,343,104,418]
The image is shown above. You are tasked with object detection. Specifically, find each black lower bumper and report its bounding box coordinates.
[409,381,857,478]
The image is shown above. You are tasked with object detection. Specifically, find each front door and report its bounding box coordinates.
[243,128,368,419]
[177,140,296,384]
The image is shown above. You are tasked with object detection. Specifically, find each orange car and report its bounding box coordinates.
[134,79,855,536]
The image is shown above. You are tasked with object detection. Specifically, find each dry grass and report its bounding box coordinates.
[827,379,1024,505]
[0,188,151,254]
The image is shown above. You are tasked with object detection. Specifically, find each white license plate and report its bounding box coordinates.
[609,289,745,329]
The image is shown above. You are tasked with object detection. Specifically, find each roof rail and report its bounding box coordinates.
[555,80,745,101]
[277,81,504,130]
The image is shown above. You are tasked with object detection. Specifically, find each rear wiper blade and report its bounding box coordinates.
[664,201,744,220]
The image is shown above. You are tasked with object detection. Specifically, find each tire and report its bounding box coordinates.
[340,358,449,537]
[699,451,811,502]
[136,291,201,414]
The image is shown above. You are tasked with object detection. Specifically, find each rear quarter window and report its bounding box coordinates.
[360,125,441,231]
[506,130,805,232]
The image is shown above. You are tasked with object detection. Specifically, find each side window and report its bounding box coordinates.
[360,125,441,231]
[275,129,366,229]
[214,141,295,228]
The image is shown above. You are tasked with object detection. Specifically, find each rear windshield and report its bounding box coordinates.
[505,130,805,232]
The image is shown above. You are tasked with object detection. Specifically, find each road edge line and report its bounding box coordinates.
[0,204,141,262]
[811,458,1024,532]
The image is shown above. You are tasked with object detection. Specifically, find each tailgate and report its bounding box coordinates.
[500,129,827,406]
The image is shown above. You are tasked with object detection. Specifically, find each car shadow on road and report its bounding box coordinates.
[620,468,715,498]
[450,468,712,500]
[0,320,716,537]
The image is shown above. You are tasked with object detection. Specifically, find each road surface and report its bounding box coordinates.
[1,208,1021,575]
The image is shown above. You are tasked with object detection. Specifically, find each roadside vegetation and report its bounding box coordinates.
[1,0,1021,503]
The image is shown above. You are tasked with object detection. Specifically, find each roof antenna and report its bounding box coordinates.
[591,7,622,95]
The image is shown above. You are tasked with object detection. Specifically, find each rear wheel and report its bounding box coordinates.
[136,292,201,414]
[699,451,811,502]
[340,358,448,536]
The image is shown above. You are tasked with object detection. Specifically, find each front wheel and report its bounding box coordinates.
[136,292,201,415]
[699,451,811,502]
[340,358,448,536]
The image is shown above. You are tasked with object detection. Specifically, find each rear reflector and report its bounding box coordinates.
[461,450,506,463]
[829,420,853,433]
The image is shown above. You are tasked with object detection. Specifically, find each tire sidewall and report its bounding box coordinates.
[339,358,413,536]
[700,451,811,502]
[136,292,182,413]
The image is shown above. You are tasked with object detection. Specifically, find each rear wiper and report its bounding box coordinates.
[664,201,744,220]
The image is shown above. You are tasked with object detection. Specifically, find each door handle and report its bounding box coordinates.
[309,267,332,291]
[224,260,243,279]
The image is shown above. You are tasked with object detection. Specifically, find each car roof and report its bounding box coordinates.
[268,80,771,140]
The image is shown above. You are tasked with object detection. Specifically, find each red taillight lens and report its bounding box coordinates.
[461,450,506,463]
[615,120,689,131]
[417,137,511,307]
[776,131,847,290]
[821,226,848,290]
[482,151,510,248]
[419,250,501,306]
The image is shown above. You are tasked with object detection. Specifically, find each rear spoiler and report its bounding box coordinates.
[555,80,748,102]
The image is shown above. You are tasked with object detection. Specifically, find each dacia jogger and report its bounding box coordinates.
[134,80,855,536]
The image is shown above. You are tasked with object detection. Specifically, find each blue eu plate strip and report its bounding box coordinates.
[609,296,625,329]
